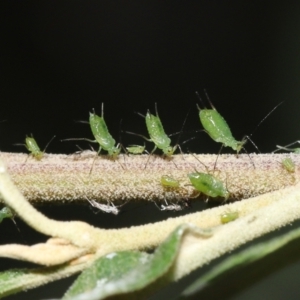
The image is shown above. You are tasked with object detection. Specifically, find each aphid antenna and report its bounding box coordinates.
[76,120,89,125]
[203,89,217,110]
[134,111,146,119]
[195,91,207,109]
[247,101,283,140]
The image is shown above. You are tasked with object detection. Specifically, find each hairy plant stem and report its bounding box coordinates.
[2,152,298,204]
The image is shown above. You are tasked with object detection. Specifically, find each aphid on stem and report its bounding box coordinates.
[125,103,187,168]
[187,154,230,202]
[62,103,124,173]
[195,91,282,168]
[126,144,148,155]
[15,134,55,161]
[281,157,295,173]
[220,210,239,224]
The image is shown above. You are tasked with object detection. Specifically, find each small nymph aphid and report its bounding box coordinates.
[126,144,147,155]
[0,207,14,223]
[125,103,186,159]
[0,206,20,232]
[15,134,55,160]
[160,175,180,188]
[220,210,239,224]
[281,157,295,173]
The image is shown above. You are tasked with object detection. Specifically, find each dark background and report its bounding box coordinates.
[1,1,300,299]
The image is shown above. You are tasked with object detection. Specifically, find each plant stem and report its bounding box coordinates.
[2,152,298,204]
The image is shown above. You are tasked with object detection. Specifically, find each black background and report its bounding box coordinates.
[1,1,300,299]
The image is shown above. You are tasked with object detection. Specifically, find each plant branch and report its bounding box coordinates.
[2,152,298,204]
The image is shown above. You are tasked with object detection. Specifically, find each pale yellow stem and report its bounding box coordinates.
[2,152,298,203]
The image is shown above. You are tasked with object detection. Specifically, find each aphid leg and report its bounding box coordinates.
[89,146,102,175]
[114,143,126,170]
[213,144,224,171]
[273,141,300,153]
[144,145,157,169]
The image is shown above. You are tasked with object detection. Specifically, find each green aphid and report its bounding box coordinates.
[63,103,121,158]
[144,104,178,156]
[89,108,121,157]
[16,134,55,160]
[25,136,43,160]
[196,91,246,154]
[220,211,239,224]
[188,172,230,200]
[282,157,295,173]
[126,144,147,154]
[0,207,14,223]
[161,175,180,188]
[126,103,182,156]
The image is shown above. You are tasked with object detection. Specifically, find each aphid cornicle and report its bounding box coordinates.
[220,211,239,224]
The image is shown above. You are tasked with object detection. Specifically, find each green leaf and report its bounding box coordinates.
[0,263,86,298]
[181,225,300,297]
[63,224,212,300]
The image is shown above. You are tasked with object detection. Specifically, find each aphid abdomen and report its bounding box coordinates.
[145,113,171,150]
[200,110,238,150]
[89,113,116,150]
